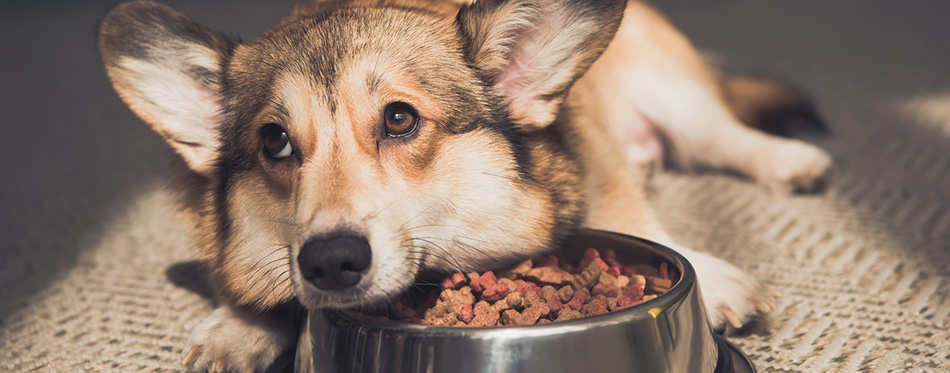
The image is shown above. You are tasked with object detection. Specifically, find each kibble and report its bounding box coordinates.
[370,248,677,326]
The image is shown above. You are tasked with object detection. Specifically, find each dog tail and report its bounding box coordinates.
[721,74,829,136]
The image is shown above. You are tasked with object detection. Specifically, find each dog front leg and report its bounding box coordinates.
[586,203,776,330]
[581,161,775,329]
[182,304,298,373]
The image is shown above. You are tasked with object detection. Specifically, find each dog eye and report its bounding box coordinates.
[261,123,293,159]
[383,102,419,138]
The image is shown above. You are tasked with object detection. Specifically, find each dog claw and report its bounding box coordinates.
[721,306,743,329]
[211,359,228,373]
[240,355,262,373]
[767,288,783,298]
[181,345,202,366]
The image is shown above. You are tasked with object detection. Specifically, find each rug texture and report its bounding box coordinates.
[2,1,949,372]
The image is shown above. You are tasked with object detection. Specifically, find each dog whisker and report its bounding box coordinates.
[407,239,466,273]
[265,218,304,230]
[245,246,291,285]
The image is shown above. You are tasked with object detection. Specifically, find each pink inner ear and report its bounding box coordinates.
[490,19,559,112]
[487,2,585,124]
[492,34,540,90]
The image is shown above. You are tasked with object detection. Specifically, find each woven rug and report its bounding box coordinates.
[2,0,949,372]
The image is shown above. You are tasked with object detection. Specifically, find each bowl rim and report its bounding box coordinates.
[319,229,697,335]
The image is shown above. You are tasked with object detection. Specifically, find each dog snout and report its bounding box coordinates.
[297,233,372,291]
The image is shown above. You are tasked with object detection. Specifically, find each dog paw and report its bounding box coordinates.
[755,140,832,193]
[675,246,777,330]
[182,306,295,373]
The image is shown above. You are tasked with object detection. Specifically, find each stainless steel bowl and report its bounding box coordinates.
[295,229,755,373]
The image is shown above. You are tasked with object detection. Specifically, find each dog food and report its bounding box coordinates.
[370,248,676,326]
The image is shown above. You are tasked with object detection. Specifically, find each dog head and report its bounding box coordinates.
[98,0,624,310]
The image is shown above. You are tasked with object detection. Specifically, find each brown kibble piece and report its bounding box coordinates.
[566,288,590,311]
[580,249,609,272]
[491,298,513,312]
[557,285,574,303]
[606,266,621,277]
[467,272,480,283]
[458,304,475,324]
[555,309,582,322]
[499,259,532,280]
[441,272,468,290]
[546,295,566,317]
[614,282,644,310]
[646,275,672,293]
[469,301,501,327]
[500,309,519,325]
[514,279,543,296]
[498,278,517,293]
[423,287,475,323]
[446,286,475,304]
[470,271,497,293]
[591,282,620,298]
[521,305,546,324]
[582,296,609,317]
[616,275,630,289]
[606,296,618,310]
[632,275,646,289]
[501,304,546,326]
[598,272,617,286]
[523,292,551,317]
[571,260,603,290]
[525,267,574,286]
[482,283,510,302]
[595,272,620,297]
[579,248,600,268]
[522,291,541,308]
[504,292,523,309]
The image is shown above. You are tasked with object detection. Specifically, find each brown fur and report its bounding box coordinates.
[722,74,827,136]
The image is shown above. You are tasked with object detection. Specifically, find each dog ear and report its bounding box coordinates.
[457,0,627,129]
[98,1,236,176]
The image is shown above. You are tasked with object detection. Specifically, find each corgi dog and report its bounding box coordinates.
[98,0,831,371]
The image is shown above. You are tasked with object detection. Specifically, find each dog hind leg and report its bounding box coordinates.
[603,2,832,193]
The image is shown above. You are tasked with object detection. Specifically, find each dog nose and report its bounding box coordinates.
[297,233,372,291]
